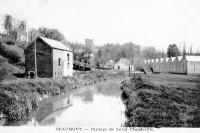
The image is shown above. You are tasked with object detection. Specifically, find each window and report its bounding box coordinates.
[58,58,61,66]
[67,54,70,61]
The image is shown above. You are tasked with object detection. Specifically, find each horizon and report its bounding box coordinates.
[0,0,200,52]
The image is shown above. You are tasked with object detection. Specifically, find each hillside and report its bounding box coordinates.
[0,39,25,80]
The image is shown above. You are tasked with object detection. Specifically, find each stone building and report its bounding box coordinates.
[25,36,73,78]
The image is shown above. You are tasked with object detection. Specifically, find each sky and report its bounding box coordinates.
[0,0,200,52]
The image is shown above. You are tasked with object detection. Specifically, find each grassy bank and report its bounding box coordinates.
[121,74,200,127]
[0,71,128,125]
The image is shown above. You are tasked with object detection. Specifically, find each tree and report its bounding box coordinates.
[142,47,157,59]
[18,21,26,32]
[4,15,13,35]
[183,44,186,56]
[38,27,66,44]
[167,44,180,57]
[28,28,39,43]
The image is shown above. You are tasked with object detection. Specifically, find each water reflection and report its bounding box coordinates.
[34,80,125,126]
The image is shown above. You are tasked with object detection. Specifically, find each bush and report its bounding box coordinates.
[0,41,23,63]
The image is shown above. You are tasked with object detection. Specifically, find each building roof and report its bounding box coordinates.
[117,58,130,65]
[160,58,164,62]
[185,56,200,62]
[108,60,114,63]
[171,57,176,62]
[40,36,72,51]
[165,58,170,62]
[177,56,183,61]
[155,59,159,63]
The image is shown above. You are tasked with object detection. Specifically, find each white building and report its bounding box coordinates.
[114,58,133,71]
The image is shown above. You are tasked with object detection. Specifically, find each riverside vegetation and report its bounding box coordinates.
[0,71,128,126]
[121,73,200,127]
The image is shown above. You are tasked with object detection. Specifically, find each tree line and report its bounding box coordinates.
[1,14,200,70]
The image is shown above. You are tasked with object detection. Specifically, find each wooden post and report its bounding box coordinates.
[34,40,37,78]
[131,54,133,71]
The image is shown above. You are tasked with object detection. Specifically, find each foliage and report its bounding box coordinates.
[167,44,180,57]
[38,27,67,44]
[0,56,22,80]
[68,41,93,65]
[121,74,200,127]
[27,28,39,43]
[0,41,23,63]
[94,43,166,68]
[0,71,127,124]
[141,46,166,59]
[2,14,27,42]
[3,14,13,35]
[18,21,26,32]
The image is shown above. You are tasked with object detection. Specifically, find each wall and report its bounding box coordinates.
[114,62,129,71]
[25,38,53,78]
[187,61,200,74]
[53,49,73,77]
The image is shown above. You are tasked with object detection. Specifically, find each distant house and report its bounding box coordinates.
[105,60,115,69]
[114,58,134,71]
[25,36,73,78]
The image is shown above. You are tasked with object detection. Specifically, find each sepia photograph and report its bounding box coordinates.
[0,0,200,132]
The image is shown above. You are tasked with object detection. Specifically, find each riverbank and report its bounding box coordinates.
[121,73,200,127]
[0,71,128,125]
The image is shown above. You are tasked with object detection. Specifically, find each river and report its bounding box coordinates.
[25,80,126,127]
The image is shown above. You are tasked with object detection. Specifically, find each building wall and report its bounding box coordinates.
[53,49,73,77]
[114,62,129,71]
[25,38,53,78]
[144,57,200,75]
[179,60,187,74]
[168,60,173,73]
[187,61,200,74]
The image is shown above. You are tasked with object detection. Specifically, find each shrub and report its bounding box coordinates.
[0,41,23,63]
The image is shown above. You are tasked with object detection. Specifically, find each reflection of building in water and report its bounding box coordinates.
[36,96,72,124]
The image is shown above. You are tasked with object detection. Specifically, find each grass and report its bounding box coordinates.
[0,71,128,125]
[0,41,23,63]
[0,77,78,124]
[0,56,23,80]
[121,73,200,127]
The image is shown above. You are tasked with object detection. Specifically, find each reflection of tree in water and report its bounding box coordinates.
[96,84,103,93]
[83,90,94,103]
[75,89,94,103]
[75,81,121,102]
[95,82,121,97]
